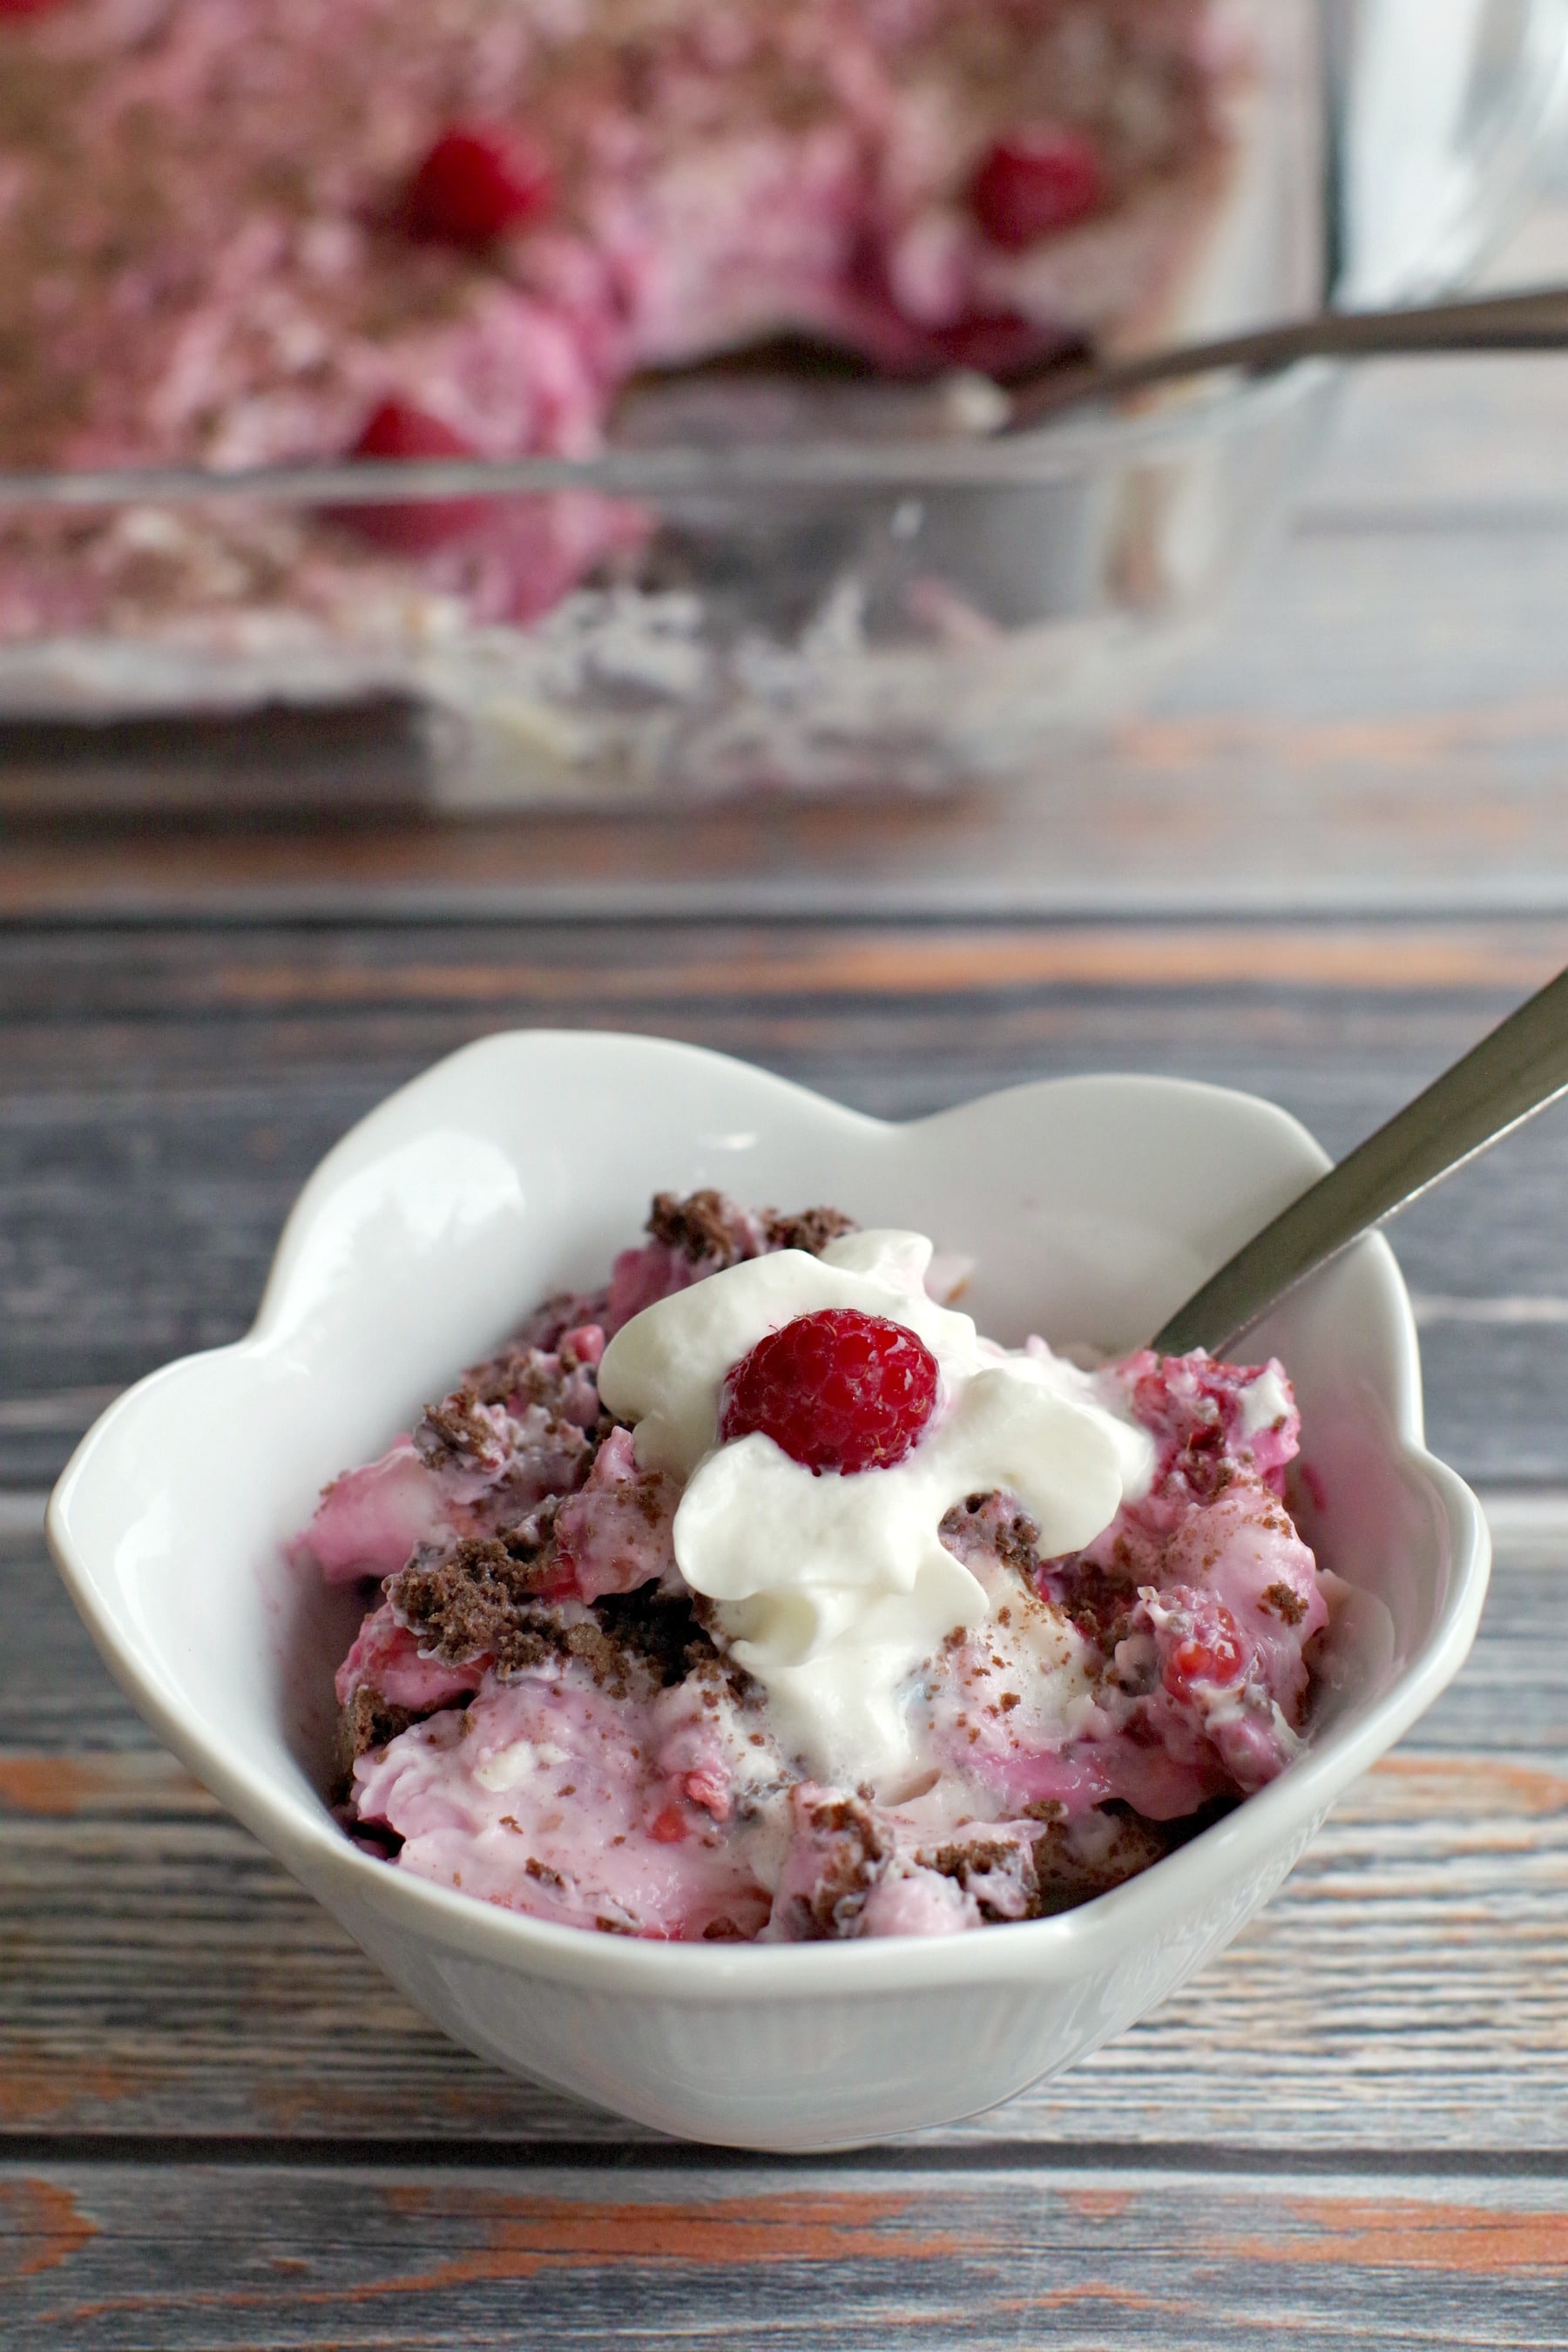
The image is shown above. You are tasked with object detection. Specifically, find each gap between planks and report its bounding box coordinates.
[8,2135,1568,2179]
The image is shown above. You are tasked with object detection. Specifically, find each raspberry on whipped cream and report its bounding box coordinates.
[295,1186,1331,1943]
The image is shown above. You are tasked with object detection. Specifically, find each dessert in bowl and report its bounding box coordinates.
[306,1191,1331,1945]
[48,1033,1489,2147]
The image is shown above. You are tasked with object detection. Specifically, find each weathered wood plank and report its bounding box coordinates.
[7,919,1568,1481]
[7,2158,1568,2349]
[4,1498,1567,2153]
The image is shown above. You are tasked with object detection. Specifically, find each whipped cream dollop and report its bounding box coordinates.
[598,1230,1153,1791]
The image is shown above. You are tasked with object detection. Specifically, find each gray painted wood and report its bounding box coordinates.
[7,918,1568,1482]
[7,2156,1568,2349]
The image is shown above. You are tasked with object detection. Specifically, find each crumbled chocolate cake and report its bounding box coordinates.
[389,1533,559,1670]
[463,1348,548,1410]
[761,1206,859,1256]
[939,1493,1043,1583]
[592,1583,727,1689]
[794,1794,890,1938]
[1029,1810,1166,1907]
[1260,1579,1309,1625]
[414,1388,510,1474]
[646,1188,755,1266]
[1055,1561,1141,1649]
[921,1832,1038,1920]
[338,1686,426,1786]
[390,1524,733,1706]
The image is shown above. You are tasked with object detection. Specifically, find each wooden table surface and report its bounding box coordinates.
[9,193,1568,2347]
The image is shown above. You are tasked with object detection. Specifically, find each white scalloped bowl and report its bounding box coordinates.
[48,1032,1489,2150]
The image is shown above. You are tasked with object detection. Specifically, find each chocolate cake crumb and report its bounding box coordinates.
[346,1816,405,1860]
[1051,1559,1139,1647]
[466,1343,591,1414]
[389,1533,560,1672]
[1260,1579,1308,1625]
[938,1492,1043,1584]
[761,1206,858,1256]
[561,1619,627,1689]
[927,1835,1016,1879]
[388,1559,737,1709]
[646,1189,752,1265]
[335,1686,426,1795]
[921,1833,1038,1922]
[800,1794,889,1936]
[415,1386,503,1471]
[593,1584,733,1691]
[1029,1810,1166,1913]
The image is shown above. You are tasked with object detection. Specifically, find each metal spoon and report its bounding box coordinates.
[1003,284,1568,433]
[1151,960,1568,1359]
[617,286,1568,449]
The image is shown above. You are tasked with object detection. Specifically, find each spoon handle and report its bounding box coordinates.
[1151,961,1568,1359]
[1006,286,1568,432]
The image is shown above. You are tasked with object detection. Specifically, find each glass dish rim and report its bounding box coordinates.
[4,0,1565,521]
[0,362,1336,513]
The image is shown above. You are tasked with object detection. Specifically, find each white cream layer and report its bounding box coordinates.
[598,1230,1153,1790]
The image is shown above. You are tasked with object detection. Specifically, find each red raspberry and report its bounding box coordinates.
[402,125,553,250]
[720,1308,939,1476]
[1162,1605,1247,1700]
[332,400,486,553]
[970,129,1107,251]
[923,309,1085,381]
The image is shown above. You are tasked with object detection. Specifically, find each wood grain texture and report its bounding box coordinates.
[7,918,1568,1482]
[9,2158,1568,2349]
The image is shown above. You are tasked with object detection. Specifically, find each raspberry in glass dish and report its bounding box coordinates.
[0,0,1238,643]
[292,1187,1332,1943]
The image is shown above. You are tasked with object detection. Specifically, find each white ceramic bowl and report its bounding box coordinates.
[48,1033,1490,2150]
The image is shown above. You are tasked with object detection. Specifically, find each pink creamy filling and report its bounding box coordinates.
[0,0,1227,634]
[297,1191,1331,1943]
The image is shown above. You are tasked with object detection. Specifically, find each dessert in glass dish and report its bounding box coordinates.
[295,1190,1329,1943]
[0,0,1315,786]
[0,0,1555,795]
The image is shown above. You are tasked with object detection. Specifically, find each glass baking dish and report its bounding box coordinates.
[0,0,1562,808]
